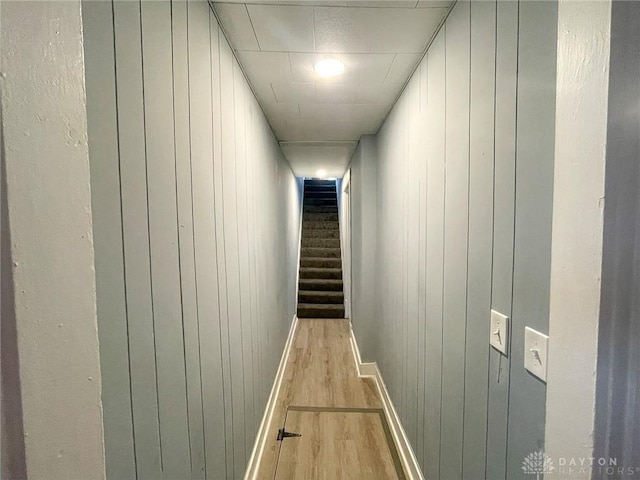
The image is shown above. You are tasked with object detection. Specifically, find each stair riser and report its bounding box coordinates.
[302,229,340,239]
[304,193,337,200]
[303,213,339,222]
[303,206,338,214]
[303,221,339,230]
[304,191,336,197]
[298,293,344,304]
[304,180,335,187]
[301,248,340,258]
[298,280,343,291]
[304,199,338,206]
[297,307,345,319]
[300,269,342,280]
[300,258,341,268]
[302,238,340,248]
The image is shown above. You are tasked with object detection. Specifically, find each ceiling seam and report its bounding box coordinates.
[244,4,262,50]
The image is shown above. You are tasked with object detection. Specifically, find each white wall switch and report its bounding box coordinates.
[524,327,549,382]
[490,310,509,355]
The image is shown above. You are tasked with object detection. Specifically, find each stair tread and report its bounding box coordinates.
[299,278,343,283]
[299,290,344,296]
[297,303,345,309]
[300,267,342,272]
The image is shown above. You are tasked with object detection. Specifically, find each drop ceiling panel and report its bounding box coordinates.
[212,0,452,176]
[315,82,358,103]
[214,3,260,51]
[314,7,448,53]
[280,142,357,177]
[346,1,419,7]
[289,52,394,83]
[235,51,292,82]
[416,1,452,8]
[354,81,404,104]
[247,4,315,52]
[271,81,316,103]
[385,53,422,84]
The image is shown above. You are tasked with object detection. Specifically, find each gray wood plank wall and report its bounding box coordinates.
[350,1,558,478]
[82,1,302,478]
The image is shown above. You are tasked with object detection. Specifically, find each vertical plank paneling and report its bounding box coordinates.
[113,2,164,476]
[140,3,192,476]
[82,2,136,476]
[507,1,557,476]
[171,1,206,476]
[440,2,471,477]
[235,69,256,460]
[405,76,421,446]
[189,3,228,476]
[219,33,246,479]
[422,31,446,480]
[208,16,234,478]
[85,2,300,478]
[348,1,558,479]
[462,1,496,478]
[414,63,430,466]
[486,2,518,479]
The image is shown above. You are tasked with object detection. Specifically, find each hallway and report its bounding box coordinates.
[2,1,639,479]
[254,319,403,479]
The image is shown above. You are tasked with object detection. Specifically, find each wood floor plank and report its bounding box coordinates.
[275,409,401,480]
[255,319,384,479]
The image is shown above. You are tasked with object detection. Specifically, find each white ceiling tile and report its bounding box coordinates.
[279,0,349,5]
[216,0,452,170]
[416,0,452,8]
[315,83,359,103]
[346,0,418,7]
[271,82,316,103]
[384,53,421,84]
[298,103,387,123]
[289,53,394,83]
[235,51,292,83]
[262,101,302,118]
[247,5,314,52]
[213,4,260,51]
[280,143,357,178]
[248,77,279,103]
[314,6,449,53]
[355,81,404,104]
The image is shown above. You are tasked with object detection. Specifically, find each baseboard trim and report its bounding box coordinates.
[244,314,299,480]
[348,323,425,480]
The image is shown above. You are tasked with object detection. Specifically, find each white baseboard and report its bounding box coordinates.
[244,314,299,480]
[348,323,425,480]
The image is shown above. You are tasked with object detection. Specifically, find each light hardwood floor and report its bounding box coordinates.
[255,319,404,479]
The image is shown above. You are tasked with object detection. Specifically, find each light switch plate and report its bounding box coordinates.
[490,310,509,355]
[524,327,549,382]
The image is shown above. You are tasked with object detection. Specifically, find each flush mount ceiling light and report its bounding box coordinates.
[314,59,344,78]
[316,169,327,178]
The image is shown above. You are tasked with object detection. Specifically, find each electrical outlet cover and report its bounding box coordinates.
[490,310,509,355]
[524,327,549,382]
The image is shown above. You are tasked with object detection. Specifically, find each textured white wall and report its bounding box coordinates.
[545,0,612,470]
[1,1,106,478]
